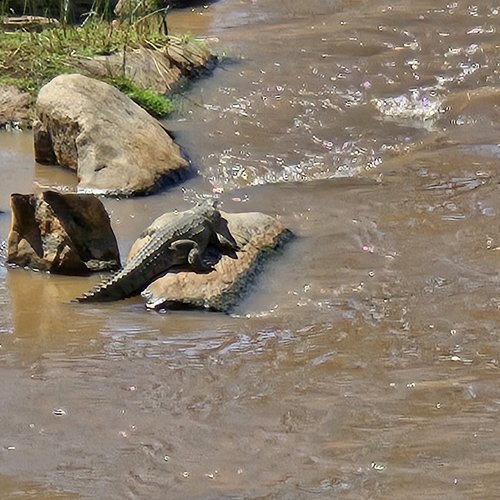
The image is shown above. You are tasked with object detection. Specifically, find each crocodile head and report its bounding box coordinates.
[195,199,221,222]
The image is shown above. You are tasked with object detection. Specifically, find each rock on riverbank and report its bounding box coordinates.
[74,36,216,96]
[33,74,189,197]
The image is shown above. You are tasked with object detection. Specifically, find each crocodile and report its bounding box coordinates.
[75,201,238,302]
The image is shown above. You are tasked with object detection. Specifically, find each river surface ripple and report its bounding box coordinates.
[0,0,499,497]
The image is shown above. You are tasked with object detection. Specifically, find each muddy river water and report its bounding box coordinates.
[1,0,500,497]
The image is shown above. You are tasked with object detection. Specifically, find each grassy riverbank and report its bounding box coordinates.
[0,19,185,117]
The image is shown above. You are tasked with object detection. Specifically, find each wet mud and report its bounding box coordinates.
[0,0,499,497]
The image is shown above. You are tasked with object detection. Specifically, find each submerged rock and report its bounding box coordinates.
[129,209,292,312]
[7,191,120,274]
[33,73,189,196]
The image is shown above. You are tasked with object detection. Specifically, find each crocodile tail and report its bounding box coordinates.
[76,285,128,302]
[75,270,141,302]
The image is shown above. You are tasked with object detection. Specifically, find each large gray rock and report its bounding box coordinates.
[127,209,292,311]
[7,191,120,274]
[33,74,189,196]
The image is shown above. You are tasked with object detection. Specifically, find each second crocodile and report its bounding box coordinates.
[75,201,238,302]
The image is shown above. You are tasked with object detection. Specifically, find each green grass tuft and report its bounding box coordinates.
[109,77,174,117]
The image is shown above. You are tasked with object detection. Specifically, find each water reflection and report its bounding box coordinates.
[3,270,106,363]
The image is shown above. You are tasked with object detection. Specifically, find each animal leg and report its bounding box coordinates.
[169,239,213,272]
[188,243,214,272]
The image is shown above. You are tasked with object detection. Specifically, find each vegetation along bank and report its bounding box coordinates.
[0,0,216,127]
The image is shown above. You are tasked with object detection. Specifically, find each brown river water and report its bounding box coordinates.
[1,0,500,497]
